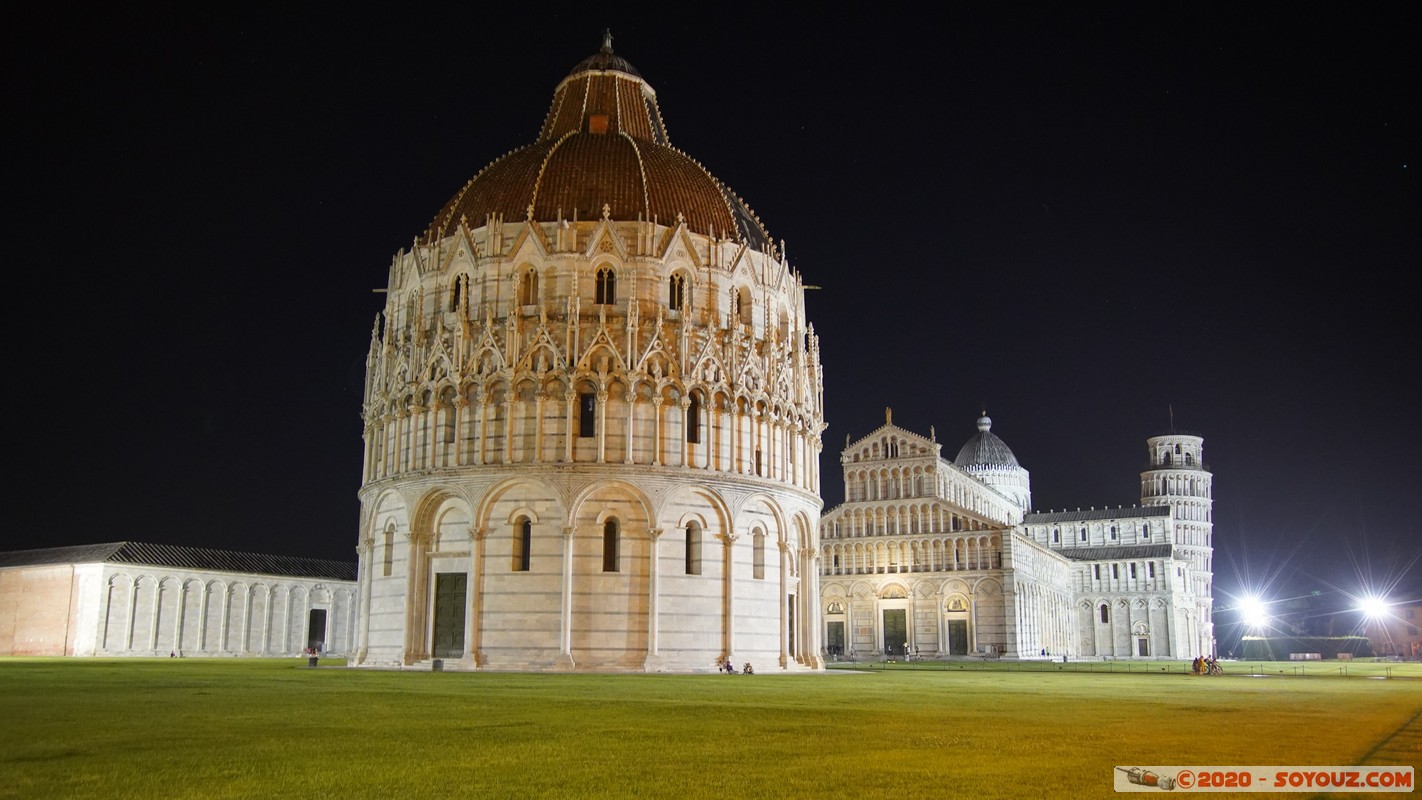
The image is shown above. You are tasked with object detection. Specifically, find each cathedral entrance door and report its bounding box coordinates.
[947,620,969,655]
[882,609,906,656]
[1136,637,1150,657]
[433,573,467,658]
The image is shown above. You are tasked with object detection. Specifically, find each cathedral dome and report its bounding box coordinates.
[426,36,771,249]
[954,415,1020,469]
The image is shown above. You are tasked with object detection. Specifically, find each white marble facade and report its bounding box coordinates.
[353,38,825,672]
[0,543,357,657]
[820,417,1214,660]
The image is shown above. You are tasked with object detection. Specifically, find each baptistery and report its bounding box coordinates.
[353,36,825,671]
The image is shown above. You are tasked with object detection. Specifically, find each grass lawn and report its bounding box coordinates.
[1,658,1417,799]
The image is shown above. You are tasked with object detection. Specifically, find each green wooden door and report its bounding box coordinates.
[882,609,907,655]
[948,620,969,655]
[433,573,467,658]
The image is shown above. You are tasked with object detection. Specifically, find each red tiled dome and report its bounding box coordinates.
[426,39,770,249]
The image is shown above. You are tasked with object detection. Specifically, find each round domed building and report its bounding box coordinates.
[353,36,826,672]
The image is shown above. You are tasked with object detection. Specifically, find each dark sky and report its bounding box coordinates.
[8,7,1418,610]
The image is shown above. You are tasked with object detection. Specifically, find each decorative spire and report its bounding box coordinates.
[602,28,613,53]
[885,407,893,425]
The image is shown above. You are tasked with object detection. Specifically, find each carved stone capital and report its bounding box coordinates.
[647,527,664,541]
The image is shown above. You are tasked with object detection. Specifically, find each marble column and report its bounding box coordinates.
[556,526,576,670]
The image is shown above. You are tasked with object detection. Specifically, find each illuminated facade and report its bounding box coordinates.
[353,37,825,672]
[0,542,357,657]
[1365,600,1422,659]
[819,415,1214,659]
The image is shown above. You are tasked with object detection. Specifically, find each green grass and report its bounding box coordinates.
[1,658,1417,799]
[829,657,1422,679]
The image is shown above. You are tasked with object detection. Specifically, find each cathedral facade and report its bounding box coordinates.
[353,38,825,671]
[819,414,1213,660]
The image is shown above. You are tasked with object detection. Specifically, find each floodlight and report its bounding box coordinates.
[1358,595,1389,619]
[1239,595,1269,629]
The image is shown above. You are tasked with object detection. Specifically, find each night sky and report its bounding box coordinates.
[8,7,1418,615]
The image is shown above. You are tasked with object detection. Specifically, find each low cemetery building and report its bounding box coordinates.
[0,542,358,657]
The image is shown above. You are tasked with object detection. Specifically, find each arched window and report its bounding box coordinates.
[441,387,457,444]
[669,273,687,310]
[1100,603,1110,624]
[685,522,702,575]
[1142,524,1150,539]
[513,518,532,571]
[1052,528,1060,543]
[752,530,766,579]
[579,392,596,438]
[602,519,619,572]
[449,277,463,312]
[1185,452,1194,466]
[519,267,539,305]
[1079,527,1088,542]
[382,524,395,577]
[1110,525,1117,540]
[686,393,701,444]
[595,266,616,305]
[733,286,752,325]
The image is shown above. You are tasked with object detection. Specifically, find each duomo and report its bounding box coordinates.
[0,36,1213,668]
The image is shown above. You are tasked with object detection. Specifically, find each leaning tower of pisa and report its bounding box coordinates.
[1140,432,1214,654]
